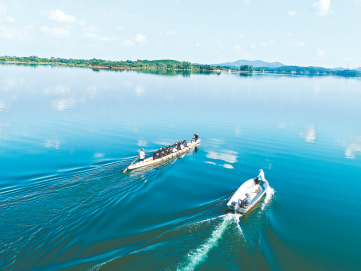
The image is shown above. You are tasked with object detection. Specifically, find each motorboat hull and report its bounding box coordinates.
[227,178,269,214]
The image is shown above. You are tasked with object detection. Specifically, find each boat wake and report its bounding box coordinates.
[261,185,276,211]
[179,213,243,271]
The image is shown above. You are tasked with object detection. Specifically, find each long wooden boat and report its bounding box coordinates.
[125,139,201,171]
[227,178,269,214]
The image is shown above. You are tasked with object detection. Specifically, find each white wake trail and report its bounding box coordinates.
[179,213,243,271]
[261,185,275,211]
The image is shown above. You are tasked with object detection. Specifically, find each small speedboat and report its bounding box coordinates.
[227,178,269,214]
[125,139,201,172]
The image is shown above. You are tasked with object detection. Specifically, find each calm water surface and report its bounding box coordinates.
[0,65,360,271]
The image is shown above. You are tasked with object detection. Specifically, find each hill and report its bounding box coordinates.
[212,59,285,68]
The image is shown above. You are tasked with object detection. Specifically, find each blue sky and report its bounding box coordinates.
[0,0,360,68]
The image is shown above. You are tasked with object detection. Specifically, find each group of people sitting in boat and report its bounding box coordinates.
[152,140,188,160]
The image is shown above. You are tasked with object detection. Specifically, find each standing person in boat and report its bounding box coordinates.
[138,148,145,163]
[255,169,265,184]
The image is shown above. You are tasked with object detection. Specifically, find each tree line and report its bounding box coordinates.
[0,56,231,71]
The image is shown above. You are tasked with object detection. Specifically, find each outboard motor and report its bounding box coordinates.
[232,201,239,212]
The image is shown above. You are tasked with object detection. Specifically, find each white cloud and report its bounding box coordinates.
[40,26,70,39]
[48,9,85,25]
[262,42,267,47]
[342,57,351,61]
[48,9,76,22]
[166,30,176,35]
[195,43,200,47]
[292,42,306,46]
[135,86,145,96]
[0,4,7,16]
[122,40,134,46]
[235,34,243,38]
[45,140,60,149]
[94,153,105,158]
[313,0,331,16]
[270,40,275,44]
[5,16,15,22]
[117,26,124,29]
[288,10,297,16]
[250,44,256,49]
[343,136,361,159]
[25,25,33,30]
[233,44,242,51]
[0,26,17,39]
[300,125,316,143]
[317,48,326,59]
[206,150,238,163]
[278,122,286,129]
[137,140,147,146]
[135,34,146,42]
[214,38,223,48]
[223,164,234,169]
[88,25,100,32]
[52,98,76,110]
[85,33,120,41]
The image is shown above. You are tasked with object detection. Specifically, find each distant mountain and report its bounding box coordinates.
[354,67,361,71]
[211,59,285,68]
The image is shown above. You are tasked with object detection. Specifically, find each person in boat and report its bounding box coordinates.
[153,150,160,160]
[138,148,145,163]
[180,142,184,150]
[255,169,265,184]
[194,133,199,141]
[240,193,251,208]
[172,145,177,153]
[162,147,167,157]
[183,140,187,147]
[158,147,163,158]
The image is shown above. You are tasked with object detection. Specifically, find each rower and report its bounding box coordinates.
[194,133,199,141]
[153,150,159,160]
[158,147,163,158]
[138,148,145,163]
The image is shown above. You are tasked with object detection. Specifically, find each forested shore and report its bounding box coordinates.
[0,56,234,71]
[1,56,360,76]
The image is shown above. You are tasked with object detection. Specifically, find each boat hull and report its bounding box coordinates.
[227,178,269,214]
[126,139,201,171]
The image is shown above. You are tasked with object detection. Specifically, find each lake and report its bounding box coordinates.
[0,64,360,271]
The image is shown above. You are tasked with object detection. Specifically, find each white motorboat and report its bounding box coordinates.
[124,139,201,172]
[227,178,269,214]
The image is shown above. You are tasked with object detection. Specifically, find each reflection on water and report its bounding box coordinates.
[0,65,361,271]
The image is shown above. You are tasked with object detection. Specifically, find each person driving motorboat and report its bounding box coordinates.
[255,169,265,184]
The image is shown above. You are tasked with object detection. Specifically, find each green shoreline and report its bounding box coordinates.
[1,56,360,77]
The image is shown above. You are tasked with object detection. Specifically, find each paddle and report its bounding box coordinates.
[123,156,139,173]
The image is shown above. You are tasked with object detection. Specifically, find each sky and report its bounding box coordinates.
[0,0,360,68]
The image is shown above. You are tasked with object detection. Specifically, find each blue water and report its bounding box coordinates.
[0,65,360,271]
